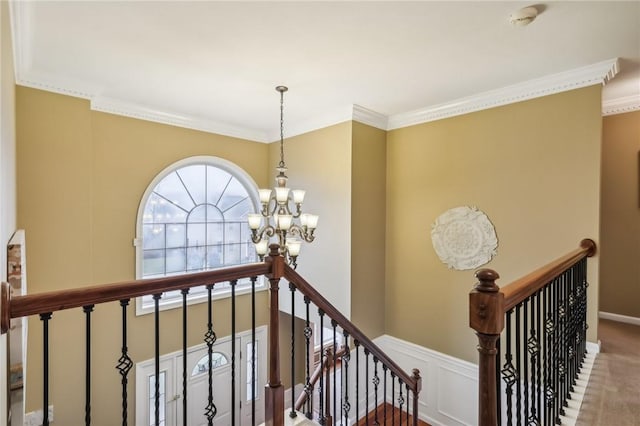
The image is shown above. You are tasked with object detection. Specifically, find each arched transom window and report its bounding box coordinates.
[135,156,262,313]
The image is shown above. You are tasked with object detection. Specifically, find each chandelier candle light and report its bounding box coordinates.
[248,86,318,268]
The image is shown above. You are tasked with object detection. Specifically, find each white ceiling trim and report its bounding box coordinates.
[352,105,388,130]
[602,94,640,116]
[91,97,269,143]
[387,58,620,130]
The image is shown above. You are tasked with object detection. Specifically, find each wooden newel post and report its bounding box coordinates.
[265,244,285,426]
[469,268,504,426]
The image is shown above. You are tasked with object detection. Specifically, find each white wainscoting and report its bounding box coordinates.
[374,335,478,426]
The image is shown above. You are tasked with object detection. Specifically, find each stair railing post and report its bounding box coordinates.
[469,269,504,426]
[265,244,285,426]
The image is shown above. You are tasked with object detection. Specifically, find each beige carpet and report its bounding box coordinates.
[575,319,640,426]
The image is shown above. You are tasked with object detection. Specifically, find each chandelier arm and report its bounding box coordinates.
[288,225,315,243]
[250,225,276,244]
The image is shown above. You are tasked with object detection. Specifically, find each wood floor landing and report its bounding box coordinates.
[356,403,431,426]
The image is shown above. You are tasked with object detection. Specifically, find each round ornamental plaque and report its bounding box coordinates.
[431,206,498,270]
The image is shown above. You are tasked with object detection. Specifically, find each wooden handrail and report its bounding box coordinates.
[284,265,422,394]
[502,238,596,312]
[6,262,270,321]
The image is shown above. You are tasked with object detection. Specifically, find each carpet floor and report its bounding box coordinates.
[575,319,640,426]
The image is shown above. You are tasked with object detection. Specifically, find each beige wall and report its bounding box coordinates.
[1,0,17,421]
[386,86,602,363]
[351,122,386,337]
[16,87,271,424]
[600,110,640,318]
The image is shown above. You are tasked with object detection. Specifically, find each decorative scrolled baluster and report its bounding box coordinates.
[365,348,370,423]
[204,284,217,424]
[153,294,162,426]
[318,308,325,424]
[231,280,237,426]
[373,357,380,425]
[332,319,338,423]
[116,300,133,426]
[398,378,404,425]
[355,340,360,425]
[502,309,518,426]
[303,296,313,419]
[251,276,257,425]
[342,332,351,426]
[383,365,388,424]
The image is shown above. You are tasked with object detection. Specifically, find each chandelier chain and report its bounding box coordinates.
[279,87,286,169]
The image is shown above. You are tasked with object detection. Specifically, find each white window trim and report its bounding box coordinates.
[134,156,266,316]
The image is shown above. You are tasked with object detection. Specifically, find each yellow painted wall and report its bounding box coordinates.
[386,86,602,363]
[16,87,270,424]
[600,110,640,318]
[351,122,386,337]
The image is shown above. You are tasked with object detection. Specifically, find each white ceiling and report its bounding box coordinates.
[10,1,640,142]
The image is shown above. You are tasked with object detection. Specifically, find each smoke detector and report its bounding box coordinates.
[509,6,538,26]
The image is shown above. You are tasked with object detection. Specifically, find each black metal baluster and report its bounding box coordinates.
[516,304,522,425]
[117,299,133,426]
[398,378,404,426]
[502,309,517,426]
[522,300,529,426]
[497,337,502,426]
[231,280,237,426]
[536,289,542,423]
[560,271,569,415]
[153,293,162,426]
[342,332,350,426]
[290,282,297,418]
[182,289,189,426]
[383,366,388,425]
[41,312,52,426]
[355,341,360,425]
[391,372,396,426]
[405,382,410,426]
[332,320,338,424]
[84,305,94,426]
[373,357,379,426]
[553,277,560,424]
[319,309,325,424]
[204,284,217,425]
[528,294,540,426]
[304,296,313,419]
[365,349,370,426]
[543,283,552,426]
[251,276,257,425]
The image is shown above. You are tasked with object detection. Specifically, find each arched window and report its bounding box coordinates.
[135,156,262,314]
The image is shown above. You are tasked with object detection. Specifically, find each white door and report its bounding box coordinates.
[176,337,240,426]
[135,326,267,426]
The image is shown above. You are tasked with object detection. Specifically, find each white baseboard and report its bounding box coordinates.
[375,335,478,426]
[599,311,640,326]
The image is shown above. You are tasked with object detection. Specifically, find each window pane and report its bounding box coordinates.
[239,242,257,264]
[207,223,223,245]
[224,197,252,221]
[207,245,223,268]
[143,250,164,276]
[148,371,166,426]
[143,224,165,250]
[241,225,253,243]
[246,341,258,401]
[192,352,229,377]
[187,223,206,247]
[206,166,232,205]
[176,165,206,205]
[166,224,185,248]
[224,243,241,266]
[155,172,195,211]
[225,222,242,244]
[186,246,206,271]
[218,178,250,211]
[166,248,186,274]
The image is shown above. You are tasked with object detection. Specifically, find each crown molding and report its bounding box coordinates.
[91,97,269,143]
[352,104,388,130]
[602,94,640,116]
[387,58,620,130]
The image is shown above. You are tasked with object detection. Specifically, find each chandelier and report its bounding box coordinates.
[248,86,318,268]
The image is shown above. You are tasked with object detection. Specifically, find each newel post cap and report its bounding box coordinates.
[580,238,597,257]
[474,269,500,292]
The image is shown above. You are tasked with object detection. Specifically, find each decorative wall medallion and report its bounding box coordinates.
[431,206,498,270]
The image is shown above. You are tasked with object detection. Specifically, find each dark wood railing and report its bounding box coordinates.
[469,238,596,426]
[1,244,421,426]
